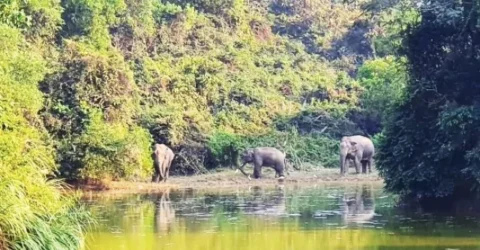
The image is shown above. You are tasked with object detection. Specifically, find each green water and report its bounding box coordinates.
[83,184,480,250]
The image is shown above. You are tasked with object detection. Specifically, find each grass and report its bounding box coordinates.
[0,173,93,250]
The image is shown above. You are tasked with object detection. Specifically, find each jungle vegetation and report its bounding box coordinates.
[3,0,480,248]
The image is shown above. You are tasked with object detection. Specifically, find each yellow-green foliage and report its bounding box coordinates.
[77,109,153,180]
[64,41,137,123]
[0,24,90,250]
[0,0,62,38]
[62,0,126,49]
[38,0,372,175]
[0,27,49,168]
[0,0,401,248]
[42,39,155,180]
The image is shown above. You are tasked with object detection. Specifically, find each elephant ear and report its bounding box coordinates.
[242,148,252,157]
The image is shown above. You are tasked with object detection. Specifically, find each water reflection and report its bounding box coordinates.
[153,189,176,234]
[341,184,376,225]
[242,186,286,216]
[83,184,480,250]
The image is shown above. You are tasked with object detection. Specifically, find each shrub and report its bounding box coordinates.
[0,24,90,249]
[76,110,153,181]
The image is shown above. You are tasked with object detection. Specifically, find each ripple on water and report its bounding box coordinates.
[83,185,480,250]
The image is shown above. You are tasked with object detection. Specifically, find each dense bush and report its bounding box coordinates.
[351,56,407,135]
[376,1,480,200]
[2,0,404,180]
[0,23,90,249]
[207,128,340,170]
[37,0,387,177]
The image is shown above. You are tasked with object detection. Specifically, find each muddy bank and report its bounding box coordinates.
[70,168,383,195]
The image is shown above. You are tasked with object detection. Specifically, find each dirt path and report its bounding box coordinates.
[71,168,383,195]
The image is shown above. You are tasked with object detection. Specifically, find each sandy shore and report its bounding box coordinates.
[69,168,384,195]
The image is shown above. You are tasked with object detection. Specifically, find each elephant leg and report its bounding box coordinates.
[163,166,168,183]
[164,161,171,182]
[340,161,346,176]
[166,165,170,180]
[162,159,169,182]
[153,160,161,183]
[252,158,263,179]
[253,165,262,179]
[354,156,361,174]
[340,155,348,176]
[152,173,160,183]
[276,163,285,178]
[361,161,368,174]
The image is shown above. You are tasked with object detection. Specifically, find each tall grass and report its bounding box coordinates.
[0,166,92,250]
[0,23,92,250]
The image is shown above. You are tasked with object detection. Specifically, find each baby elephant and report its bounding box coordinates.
[237,147,287,180]
[152,144,175,183]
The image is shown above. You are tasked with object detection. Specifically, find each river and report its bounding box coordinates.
[82,183,480,250]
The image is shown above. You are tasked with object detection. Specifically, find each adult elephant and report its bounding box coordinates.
[339,135,374,175]
[152,144,175,183]
[237,147,287,180]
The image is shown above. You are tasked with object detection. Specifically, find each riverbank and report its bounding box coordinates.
[70,168,383,195]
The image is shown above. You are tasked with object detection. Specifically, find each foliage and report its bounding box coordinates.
[75,110,153,180]
[41,39,154,180]
[376,1,480,200]
[207,131,244,167]
[45,0,381,175]
[354,56,407,134]
[0,0,63,38]
[3,0,411,178]
[207,128,340,170]
[372,0,420,57]
[0,24,91,249]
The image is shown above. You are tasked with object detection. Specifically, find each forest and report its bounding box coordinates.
[1,0,479,249]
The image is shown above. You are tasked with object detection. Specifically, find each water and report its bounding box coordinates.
[82,184,480,250]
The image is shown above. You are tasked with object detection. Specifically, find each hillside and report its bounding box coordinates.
[40,0,384,180]
[0,0,410,180]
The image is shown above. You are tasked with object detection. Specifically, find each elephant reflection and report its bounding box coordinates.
[241,186,286,216]
[153,190,176,234]
[341,184,375,224]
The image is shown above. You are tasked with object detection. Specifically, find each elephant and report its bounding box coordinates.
[237,147,287,180]
[339,135,375,175]
[152,144,175,183]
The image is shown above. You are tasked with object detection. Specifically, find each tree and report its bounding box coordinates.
[354,56,407,135]
[376,0,480,201]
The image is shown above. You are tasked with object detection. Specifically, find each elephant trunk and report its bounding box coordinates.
[237,163,252,180]
[340,149,348,175]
